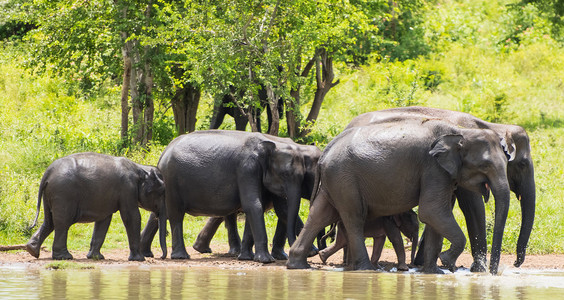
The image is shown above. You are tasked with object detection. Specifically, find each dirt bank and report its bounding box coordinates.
[2,243,563,272]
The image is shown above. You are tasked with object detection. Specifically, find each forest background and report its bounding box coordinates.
[0,0,563,257]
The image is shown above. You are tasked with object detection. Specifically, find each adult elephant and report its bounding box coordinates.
[287,119,512,274]
[191,135,321,260]
[347,106,535,272]
[26,152,166,261]
[210,89,284,133]
[157,130,310,263]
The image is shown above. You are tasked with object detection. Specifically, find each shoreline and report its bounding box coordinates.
[2,244,563,272]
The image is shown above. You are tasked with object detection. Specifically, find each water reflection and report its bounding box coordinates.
[1,265,563,299]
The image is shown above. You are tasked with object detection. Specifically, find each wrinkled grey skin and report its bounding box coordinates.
[155,130,310,263]
[347,106,534,273]
[26,152,166,261]
[319,210,419,271]
[189,135,321,260]
[287,119,512,274]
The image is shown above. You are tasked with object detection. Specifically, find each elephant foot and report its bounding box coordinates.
[128,253,146,262]
[25,242,40,259]
[271,249,288,260]
[422,265,444,274]
[514,253,525,268]
[286,258,311,269]
[397,263,409,271]
[439,251,457,271]
[142,250,155,258]
[318,250,329,264]
[354,261,378,271]
[53,252,74,260]
[86,251,105,260]
[253,252,275,264]
[140,243,154,258]
[489,263,500,275]
[307,245,319,257]
[192,242,212,254]
[171,249,191,260]
[227,246,241,256]
[237,250,254,261]
[470,260,487,273]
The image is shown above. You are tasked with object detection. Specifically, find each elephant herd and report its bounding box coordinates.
[25,106,535,275]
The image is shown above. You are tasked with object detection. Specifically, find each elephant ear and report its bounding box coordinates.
[429,134,464,179]
[142,168,165,194]
[500,132,516,161]
[256,140,276,171]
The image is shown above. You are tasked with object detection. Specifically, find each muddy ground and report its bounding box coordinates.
[2,243,563,272]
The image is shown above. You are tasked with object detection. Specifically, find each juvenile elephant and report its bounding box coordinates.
[287,119,512,274]
[189,135,321,260]
[26,152,166,261]
[347,106,534,273]
[156,130,311,263]
[319,210,419,271]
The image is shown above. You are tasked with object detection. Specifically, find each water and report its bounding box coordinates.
[1,264,563,299]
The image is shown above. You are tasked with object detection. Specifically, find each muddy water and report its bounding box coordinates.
[1,265,563,299]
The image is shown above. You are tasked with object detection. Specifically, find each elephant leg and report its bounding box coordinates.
[120,209,145,262]
[287,189,339,269]
[369,235,385,267]
[167,191,190,259]
[209,99,227,130]
[383,218,408,271]
[335,206,373,270]
[234,116,249,131]
[140,212,159,257]
[52,225,73,260]
[271,218,288,260]
[193,217,223,254]
[87,215,112,260]
[413,229,425,266]
[316,226,328,251]
[239,185,273,263]
[419,197,466,273]
[26,212,54,258]
[318,223,347,264]
[225,213,242,256]
[238,218,255,261]
[421,226,444,274]
[455,188,487,272]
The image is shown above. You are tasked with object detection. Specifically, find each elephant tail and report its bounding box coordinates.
[29,174,48,229]
[310,161,322,204]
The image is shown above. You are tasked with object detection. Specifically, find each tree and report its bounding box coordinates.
[524,0,564,41]
[12,0,160,147]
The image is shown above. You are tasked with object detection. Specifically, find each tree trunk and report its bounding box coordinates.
[130,42,144,145]
[120,42,132,143]
[300,48,339,137]
[266,84,279,136]
[286,90,299,139]
[247,105,259,132]
[172,82,201,135]
[142,57,154,145]
[287,53,316,139]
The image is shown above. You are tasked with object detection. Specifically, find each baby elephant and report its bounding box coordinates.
[319,210,419,271]
[26,152,166,261]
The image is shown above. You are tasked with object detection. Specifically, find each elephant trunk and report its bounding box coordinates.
[514,172,536,267]
[286,186,302,247]
[410,230,419,265]
[158,202,168,259]
[489,177,511,275]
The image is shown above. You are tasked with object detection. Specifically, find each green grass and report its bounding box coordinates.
[1,0,563,257]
